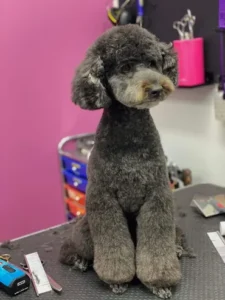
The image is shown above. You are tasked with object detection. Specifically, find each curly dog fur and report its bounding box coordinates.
[60,24,184,298]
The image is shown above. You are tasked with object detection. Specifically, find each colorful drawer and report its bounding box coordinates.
[61,155,87,179]
[64,184,86,206]
[67,212,75,221]
[65,198,86,217]
[63,169,88,193]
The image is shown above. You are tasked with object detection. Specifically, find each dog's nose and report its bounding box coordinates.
[149,86,163,97]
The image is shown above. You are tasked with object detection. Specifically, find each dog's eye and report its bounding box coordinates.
[120,63,133,73]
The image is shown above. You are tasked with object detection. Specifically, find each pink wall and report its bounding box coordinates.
[0,0,110,242]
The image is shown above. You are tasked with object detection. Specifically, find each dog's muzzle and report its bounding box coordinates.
[148,84,163,98]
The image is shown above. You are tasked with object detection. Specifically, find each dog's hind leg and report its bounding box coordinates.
[59,215,93,272]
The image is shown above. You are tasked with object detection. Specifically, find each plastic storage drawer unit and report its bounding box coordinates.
[65,198,86,217]
[63,169,88,193]
[61,155,87,178]
[64,184,86,206]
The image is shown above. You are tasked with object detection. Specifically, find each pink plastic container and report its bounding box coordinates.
[173,38,205,87]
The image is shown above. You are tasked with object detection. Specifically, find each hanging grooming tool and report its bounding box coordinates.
[173,9,196,40]
[107,0,133,26]
[107,0,145,26]
[112,0,119,8]
[187,9,196,39]
[136,0,144,27]
[181,9,196,39]
[173,21,187,40]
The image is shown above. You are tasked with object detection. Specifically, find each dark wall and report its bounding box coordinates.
[121,0,220,79]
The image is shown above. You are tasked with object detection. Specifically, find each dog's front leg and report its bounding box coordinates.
[86,187,135,290]
[136,187,181,299]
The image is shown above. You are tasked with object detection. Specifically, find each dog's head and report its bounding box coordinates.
[72,24,177,110]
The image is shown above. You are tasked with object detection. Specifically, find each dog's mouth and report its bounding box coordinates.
[136,101,160,109]
[134,77,175,109]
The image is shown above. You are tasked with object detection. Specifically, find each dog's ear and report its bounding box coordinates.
[159,42,178,86]
[72,52,111,110]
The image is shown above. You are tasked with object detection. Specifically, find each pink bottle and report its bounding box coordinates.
[173,38,205,87]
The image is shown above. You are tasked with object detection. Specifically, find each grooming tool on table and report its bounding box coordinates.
[0,254,31,278]
[0,256,30,296]
[21,256,62,293]
[24,252,52,296]
[0,254,11,262]
[208,231,225,263]
[220,222,225,236]
[191,194,225,217]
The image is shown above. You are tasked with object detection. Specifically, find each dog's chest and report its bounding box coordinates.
[90,142,165,213]
[114,160,158,213]
[117,185,146,213]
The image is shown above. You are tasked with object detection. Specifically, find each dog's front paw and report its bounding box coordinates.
[137,253,181,290]
[94,252,135,284]
[72,254,89,272]
[176,245,183,259]
[176,244,196,259]
[152,287,172,299]
[110,283,128,294]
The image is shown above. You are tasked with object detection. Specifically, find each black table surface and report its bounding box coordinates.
[1,183,225,300]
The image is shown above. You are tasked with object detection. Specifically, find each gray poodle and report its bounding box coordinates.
[60,24,188,299]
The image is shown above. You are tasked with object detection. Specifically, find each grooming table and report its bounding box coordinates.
[2,183,225,300]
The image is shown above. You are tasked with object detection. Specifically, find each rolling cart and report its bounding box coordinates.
[58,133,95,221]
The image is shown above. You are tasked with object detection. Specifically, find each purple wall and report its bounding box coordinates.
[219,0,225,28]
